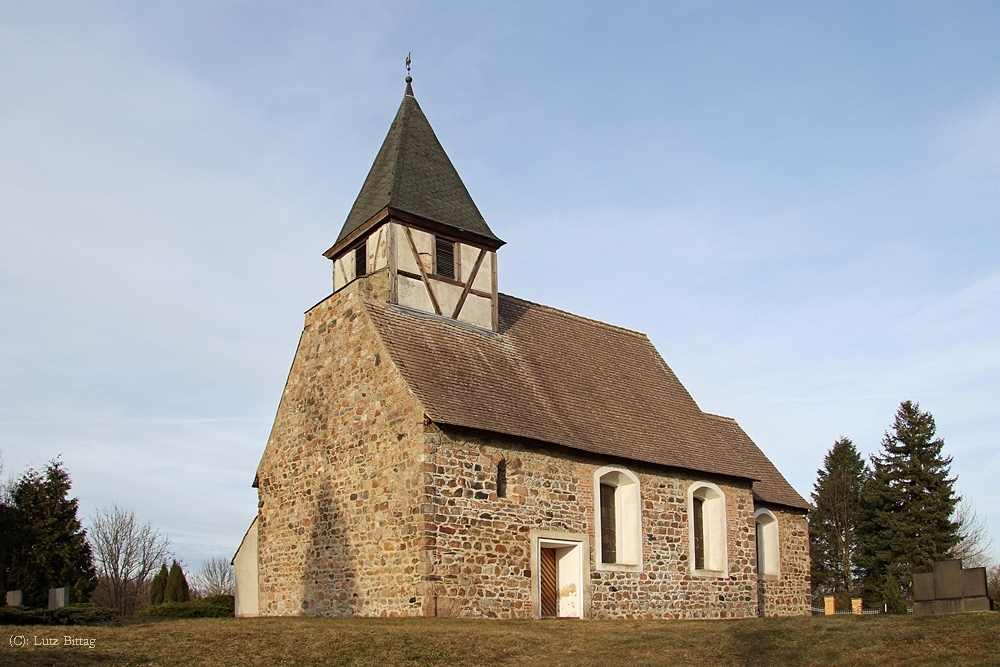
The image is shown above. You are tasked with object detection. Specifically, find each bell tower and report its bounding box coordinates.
[324,75,505,332]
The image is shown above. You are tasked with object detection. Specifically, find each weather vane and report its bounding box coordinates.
[405,53,412,82]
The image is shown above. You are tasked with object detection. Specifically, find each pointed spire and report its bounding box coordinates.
[327,72,503,256]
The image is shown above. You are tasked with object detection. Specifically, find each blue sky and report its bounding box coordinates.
[1,2,998,568]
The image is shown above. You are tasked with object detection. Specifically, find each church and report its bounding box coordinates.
[232,75,811,620]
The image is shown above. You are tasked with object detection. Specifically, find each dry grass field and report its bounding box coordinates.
[1,612,998,667]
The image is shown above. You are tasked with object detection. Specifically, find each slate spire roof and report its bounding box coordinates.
[333,80,503,250]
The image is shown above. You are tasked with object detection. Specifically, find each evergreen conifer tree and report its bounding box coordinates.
[882,575,908,614]
[164,561,190,603]
[857,401,960,602]
[6,461,96,606]
[0,471,17,597]
[809,437,868,604]
[149,563,169,605]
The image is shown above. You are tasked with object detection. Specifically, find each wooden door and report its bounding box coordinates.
[540,548,557,618]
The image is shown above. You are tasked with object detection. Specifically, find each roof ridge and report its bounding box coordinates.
[499,293,647,339]
[389,96,412,204]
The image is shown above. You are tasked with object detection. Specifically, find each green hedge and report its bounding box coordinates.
[0,605,117,626]
[137,595,234,618]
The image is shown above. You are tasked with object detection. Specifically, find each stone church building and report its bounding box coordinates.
[233,77,811,620]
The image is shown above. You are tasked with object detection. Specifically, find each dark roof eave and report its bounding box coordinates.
[753,492,813,513]
[324,207,506,260]
[429,418,763,485]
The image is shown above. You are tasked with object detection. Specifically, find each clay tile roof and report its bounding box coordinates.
[703,414,811,511]
[336,87,503,247]
[364,293,809,510]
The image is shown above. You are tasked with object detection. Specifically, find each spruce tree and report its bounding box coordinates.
[0,472,17,597]
[809,437,868,605]
[857,401,960,602]
[7,461,96,606]
[164,561,190,603]
[149,563,169,605]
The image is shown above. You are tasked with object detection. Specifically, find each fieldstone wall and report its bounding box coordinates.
[254,287,811,619]
[421,425,766,619]
[757,509,811,616]
[255,283,430,617]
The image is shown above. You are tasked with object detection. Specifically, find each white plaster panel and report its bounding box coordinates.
[333,255,355,291]
[431,279,463,319]
[369,225,388,271]
[393,224,418,275]
[394,224,433,275]
[396,274,435,314]
[457,293,493,329]
[458,243,478,282]
[473,252,494,293]
[412,227,434,274]
[233,517,259,617]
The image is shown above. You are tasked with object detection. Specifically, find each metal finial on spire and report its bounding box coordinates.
[405,52,413,95]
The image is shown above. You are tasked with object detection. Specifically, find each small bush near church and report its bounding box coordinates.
[136,594,233,618]
[0,604,116,626]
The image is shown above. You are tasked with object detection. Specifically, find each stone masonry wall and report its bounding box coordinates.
[255,283,431,617]
[255,284,810,619]
[758,509,811,617]
[421,425,767,619]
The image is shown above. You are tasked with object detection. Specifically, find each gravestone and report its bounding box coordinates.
[913,572,935,602]
[5,590,22,607]
[48,587,69,609]
[933,560,964,599]
[913,559,994,615]
[963,567,988,598]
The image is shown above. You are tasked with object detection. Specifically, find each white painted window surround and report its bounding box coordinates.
[754,508,780,578]
[593,466,642,571]
[688,482,728,577]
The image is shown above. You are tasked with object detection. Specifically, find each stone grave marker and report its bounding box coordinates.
[48,587,69,609]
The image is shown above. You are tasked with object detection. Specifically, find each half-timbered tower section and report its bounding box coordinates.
[324,81,502,332]
[237,78,811,620]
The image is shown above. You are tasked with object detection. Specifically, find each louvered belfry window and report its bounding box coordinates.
[354,244,366,278]
[435,237,455,278]
[600,483,617,564]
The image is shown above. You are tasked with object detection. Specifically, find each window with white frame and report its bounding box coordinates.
[754,508,780,578]
[688,482,727,575]
[593,467,641,568]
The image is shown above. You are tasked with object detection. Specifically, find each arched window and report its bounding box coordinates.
[593,466,641,570]
[754,508,780,577]
[688,482,728,575]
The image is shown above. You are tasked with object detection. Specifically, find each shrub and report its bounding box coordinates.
[0,604,117,626]
[882,576,908,614]
[137,594,234,618]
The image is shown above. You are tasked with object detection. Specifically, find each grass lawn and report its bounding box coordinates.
[1,612,997,667]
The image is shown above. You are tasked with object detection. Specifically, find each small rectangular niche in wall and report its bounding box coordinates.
[434,237,455,279]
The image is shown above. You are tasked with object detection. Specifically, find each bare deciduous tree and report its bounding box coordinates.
[89,504,171,615]
[952,497,994,568]
[191,556,235,597]
[987,563,1000,602]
